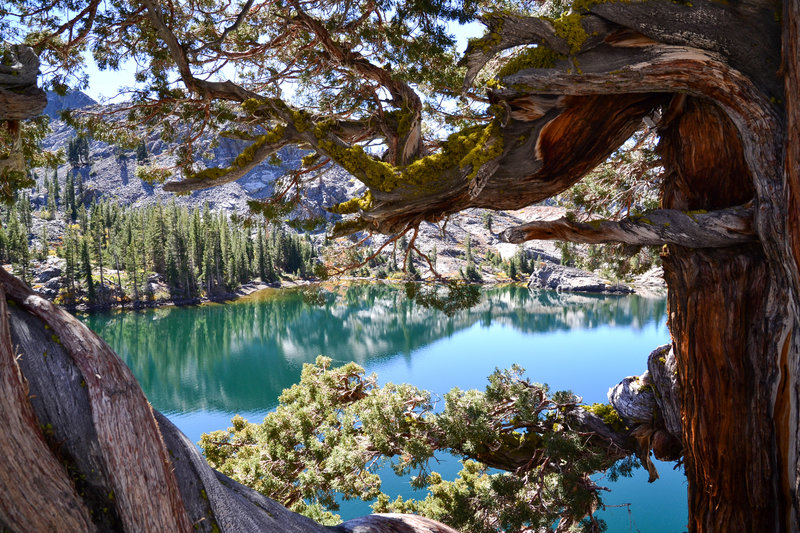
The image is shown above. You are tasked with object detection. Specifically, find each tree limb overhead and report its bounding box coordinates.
[500,204,756,248]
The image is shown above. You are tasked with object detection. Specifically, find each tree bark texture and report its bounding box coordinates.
[475,3,796,530]
[500,205,756,248]
[0,286,95,532]
[659,95,794,531]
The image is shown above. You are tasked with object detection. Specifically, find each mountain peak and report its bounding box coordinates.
[43,91,97,120]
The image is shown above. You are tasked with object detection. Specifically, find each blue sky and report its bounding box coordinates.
[81,20,485,102]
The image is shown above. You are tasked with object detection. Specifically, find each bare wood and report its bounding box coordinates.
[0,286,96,532]
[335,513,462,533]
[500,205,756,248]
[0,268,192,532]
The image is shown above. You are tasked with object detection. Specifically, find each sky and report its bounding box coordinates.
[80,20,486,103]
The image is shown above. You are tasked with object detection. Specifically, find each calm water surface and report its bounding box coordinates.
[82,284,687,532]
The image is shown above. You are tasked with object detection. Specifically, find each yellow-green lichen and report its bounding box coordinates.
[585,403,626,432]
[549,13,589,54]
[486,78,505,90]
[302,153,321,167]
[241,97,289,117]
[318,141,396,190]
[466,14,504,53]
[241,98,262,115]
[327,190,374,215]
[290,110,312,133]
[313,118,337,139]
[321,121,503,195]
[467,31,502,54]
[189,124,286,181]
[330,217,370,236]
[459,120,504,181]
[385,106,415,138]
[497,46,565,79]
[684,209,707,222]
[399,124,486,191]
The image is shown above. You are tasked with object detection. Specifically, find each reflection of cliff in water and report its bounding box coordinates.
[82,284,666,415]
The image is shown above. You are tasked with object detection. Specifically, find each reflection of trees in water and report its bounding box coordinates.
[82,285,666,415]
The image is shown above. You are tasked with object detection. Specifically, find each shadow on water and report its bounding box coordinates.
[82,284,666,415]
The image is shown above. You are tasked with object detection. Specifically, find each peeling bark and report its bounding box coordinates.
[659,96,791,531]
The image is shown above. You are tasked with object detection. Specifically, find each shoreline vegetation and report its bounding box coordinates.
[2,170,664,315]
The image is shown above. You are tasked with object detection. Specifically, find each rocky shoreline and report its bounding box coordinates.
[18,253,665,315]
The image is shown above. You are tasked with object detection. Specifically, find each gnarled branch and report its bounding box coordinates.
[164,136,293,192]
[501,204,755,248]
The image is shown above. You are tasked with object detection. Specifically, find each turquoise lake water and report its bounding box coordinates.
[81,283,688,532]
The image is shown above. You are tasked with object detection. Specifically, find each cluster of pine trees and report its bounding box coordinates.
[40,169,86,221]
[0,193,34,280]
[57,200,318,305]
[484,247,536,280]
[1,176,320,306]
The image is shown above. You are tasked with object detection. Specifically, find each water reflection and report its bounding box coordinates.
[82,284,666,416]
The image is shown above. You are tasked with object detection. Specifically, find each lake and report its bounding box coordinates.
[81,283,688,532]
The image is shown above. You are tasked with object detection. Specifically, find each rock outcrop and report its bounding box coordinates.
[527,262,634,294]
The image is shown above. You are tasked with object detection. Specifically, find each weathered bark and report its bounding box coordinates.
[500,205,755,248]
[647,345,682,445]
[0,267,192,532]
[474,4,794,529]
[0,286,95,532]
[333,514,461,533]
[0,45,47,121]
[658,95,791,531]
[784,0,800,525]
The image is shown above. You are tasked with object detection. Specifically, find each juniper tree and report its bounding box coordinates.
[1,0,799,530]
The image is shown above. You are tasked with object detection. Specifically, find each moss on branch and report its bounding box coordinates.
[497,46,565,79]
[320,120,503,196]
[327,190,374,215]
[549,13,589,54]
[585,403,626,432]
[188,124,286,182]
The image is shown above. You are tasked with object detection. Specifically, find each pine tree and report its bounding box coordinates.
[81,236,95,301]
[125,236,140,302]
[52,168,60,206]
[76,172,84,202]
[39,225,49,261]
[256,224,267,280]
[136,141,148,164]
[90,205,106,293]
[63,225,78,303]
[78,204,88,233]
[64,172,76,220]
[0,225,7,263]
